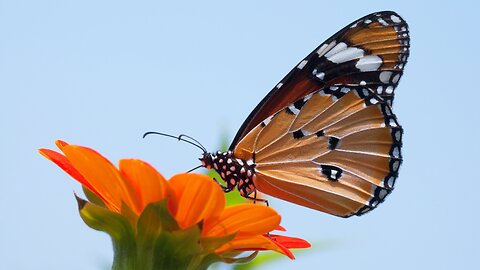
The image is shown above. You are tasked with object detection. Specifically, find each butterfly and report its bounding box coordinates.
[147,11,409,218]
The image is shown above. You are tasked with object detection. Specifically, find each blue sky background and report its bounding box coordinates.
[1,1,478,269]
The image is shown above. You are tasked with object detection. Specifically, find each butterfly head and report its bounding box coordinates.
[199,152,216,169]
[199,151,231,170]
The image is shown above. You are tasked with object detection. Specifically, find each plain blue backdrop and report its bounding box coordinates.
[1,1,478,269]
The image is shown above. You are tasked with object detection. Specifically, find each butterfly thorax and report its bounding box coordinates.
[200,151,256,197]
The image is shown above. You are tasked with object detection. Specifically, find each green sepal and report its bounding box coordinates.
[220,251,258,264]
[232,251,282,270]
[75,195,136,270]
[200,233,237,253]
[82,185,106,207]
[152,226,215,270]
[121,201,139,231]
[135,199,180,270]
[138,199,179,233]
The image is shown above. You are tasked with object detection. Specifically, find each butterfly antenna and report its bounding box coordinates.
[143,131,207,153]
[178,134,207,153]
[186,164,203,173]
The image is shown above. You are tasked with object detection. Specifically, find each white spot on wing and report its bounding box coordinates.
[340,87,350,93]
[317,42,336,57]
[376,86,383,94]
[362,88,370,97]
[304,93,314,101]
[387,176,395,188]
[364,19,372,24]
[392,74,400,84]
[360,207,370,214]
[386,86,394,94]
[355,55,382,72]
[316,44,327,56]
[378,189,388,200]
[391,15,401,23]
[392,160,400,171]
[262,115,273,126]
[324,42,347,58]
[288,104,300,115]
[297,60,308,69]
[379,71,393,83]
[331,170,338,179]
[395,130,401,141]
[316,72,325,80]
[378,18,388,26]
[276,82,283,89]
[389,119,398,127]
[327,47,364,64]
[392,146,400,157]
[384,106,392,116]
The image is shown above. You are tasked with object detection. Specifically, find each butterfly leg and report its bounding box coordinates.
[213,177,233,192]
[245,190,269,206]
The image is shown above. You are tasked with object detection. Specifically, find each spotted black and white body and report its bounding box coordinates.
[200,151,258,198]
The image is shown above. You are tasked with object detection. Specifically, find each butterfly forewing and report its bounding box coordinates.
[230,11,409,149]
[234,86,402,217]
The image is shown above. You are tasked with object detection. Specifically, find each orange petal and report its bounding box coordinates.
[168,173,225,229]
[39,147,112,209]
[55,140,69,150]
[203,204,280,237]
[39,148,90,188]
[61,145,138,213]
[215,235,287,257]
[268,234,311,249]
[119,159,171,212]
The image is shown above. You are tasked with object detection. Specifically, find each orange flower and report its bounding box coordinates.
[39,140,310,268]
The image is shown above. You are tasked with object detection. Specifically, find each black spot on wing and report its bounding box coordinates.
[320,165,343,181]
[293,98,306,110]
[328,137,340,150]
[293,130,305,139]
[285,106,295,115]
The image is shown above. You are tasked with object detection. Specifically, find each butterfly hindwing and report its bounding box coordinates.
[234,86,402,217]
[230,11,409,149]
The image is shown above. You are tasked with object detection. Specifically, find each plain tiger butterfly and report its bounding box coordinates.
[147,11,409,218]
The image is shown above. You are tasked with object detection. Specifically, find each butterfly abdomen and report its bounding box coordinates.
[200,151,256,196]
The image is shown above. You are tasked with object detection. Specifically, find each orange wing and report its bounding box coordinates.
[234,86,402,217]
[230,11,409,150]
